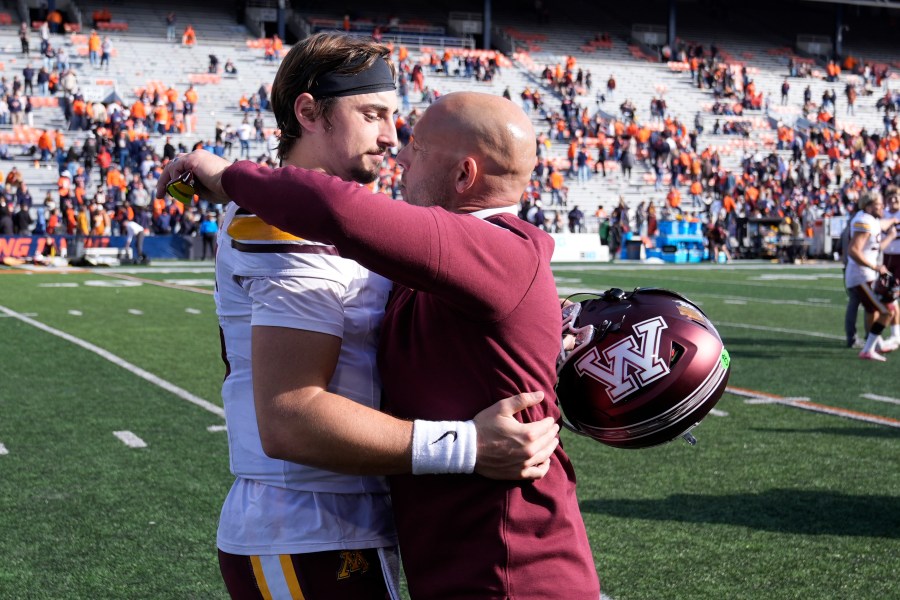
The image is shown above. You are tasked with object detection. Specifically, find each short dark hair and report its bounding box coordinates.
[271,33,395,161]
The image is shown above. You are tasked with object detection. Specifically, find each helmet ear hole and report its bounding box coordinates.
[669,342,686,367]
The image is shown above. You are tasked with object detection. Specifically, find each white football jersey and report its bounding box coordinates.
[845,211,882,288]
[215,201,396,555]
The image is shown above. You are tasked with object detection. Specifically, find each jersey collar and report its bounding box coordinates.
[467,205,518,220]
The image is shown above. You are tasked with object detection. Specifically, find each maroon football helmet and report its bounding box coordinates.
[556,288,731,449]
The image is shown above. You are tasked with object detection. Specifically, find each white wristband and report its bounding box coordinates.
[411,420,477,475]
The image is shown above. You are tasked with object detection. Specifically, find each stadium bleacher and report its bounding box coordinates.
[0,0,897,263]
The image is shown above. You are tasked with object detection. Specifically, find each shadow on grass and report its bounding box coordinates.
[581,489,900,538]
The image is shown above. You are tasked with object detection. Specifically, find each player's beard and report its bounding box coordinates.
[348,151,384,185]
[349,165,379,184]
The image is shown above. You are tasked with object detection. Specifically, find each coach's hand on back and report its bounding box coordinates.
[473,391,560,480]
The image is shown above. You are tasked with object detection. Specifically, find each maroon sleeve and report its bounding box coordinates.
[221,161,548,319]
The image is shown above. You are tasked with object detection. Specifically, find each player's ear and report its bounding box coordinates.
[294,93,323,134]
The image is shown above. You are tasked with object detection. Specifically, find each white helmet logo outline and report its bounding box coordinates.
[573,316,670,402]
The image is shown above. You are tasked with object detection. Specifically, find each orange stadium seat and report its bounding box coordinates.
[97,21,128,31]
[189,73,221,85]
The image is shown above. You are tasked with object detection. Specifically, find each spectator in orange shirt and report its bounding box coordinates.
[566,141,577,176]
[154,103,170,135]
[548,169,565,206]
[182,25,196,47]
[272,34,283,59]
[71,97,86,130]
[689,180,703,211]
[107,165,126,204]
[88,30,101,67]
[722,194,736,215]
[38,130,53,163]
[130,99,147,124]
[47,10,63,34]
[667,186,682,213]
[54,130,66,155]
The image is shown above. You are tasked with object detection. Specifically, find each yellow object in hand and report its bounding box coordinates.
[167,171,195,204]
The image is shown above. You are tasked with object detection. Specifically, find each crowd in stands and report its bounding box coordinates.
[3,14,900,265]
[504,43,900,261]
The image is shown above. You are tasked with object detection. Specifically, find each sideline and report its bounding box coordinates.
[0,305,224,418]
[101,272,215,295]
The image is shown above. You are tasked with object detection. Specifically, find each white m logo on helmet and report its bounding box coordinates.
[573,316,670,402]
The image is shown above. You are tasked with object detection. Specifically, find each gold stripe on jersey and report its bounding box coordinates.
[279,554,306,599]
[250,555,274,600]
[227,215,304,243]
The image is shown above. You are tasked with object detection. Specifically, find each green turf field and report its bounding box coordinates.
[1,261,898,599]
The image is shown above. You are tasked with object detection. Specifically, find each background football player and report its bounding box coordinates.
[845,190,899,361]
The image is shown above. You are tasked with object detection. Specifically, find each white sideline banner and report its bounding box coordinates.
[549,233,608,263]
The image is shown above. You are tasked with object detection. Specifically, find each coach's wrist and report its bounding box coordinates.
[411,420,477,475]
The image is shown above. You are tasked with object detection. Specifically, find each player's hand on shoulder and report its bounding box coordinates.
[156,149,231,205]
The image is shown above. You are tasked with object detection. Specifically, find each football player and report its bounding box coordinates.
[197,35,560,599]
[845,190,899,361]
[882,185,900,345]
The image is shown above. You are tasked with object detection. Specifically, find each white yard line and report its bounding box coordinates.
[207,425,227,432]
[113,431,148,449]
[860,393,900,406]
[0,304,224,419]
[717,322,844,341]
[0,443,8,456]
[727,386,900,429]
[553,265,844,293]
[102,272,214,295]
[695,293,838,309]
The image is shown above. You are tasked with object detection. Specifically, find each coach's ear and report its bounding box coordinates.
[454,156,477,194]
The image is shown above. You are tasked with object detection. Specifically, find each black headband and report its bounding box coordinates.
[310,57,395,98]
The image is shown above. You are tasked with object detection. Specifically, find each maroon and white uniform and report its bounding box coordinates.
[885,206,900,278]
[223,162,601,600]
